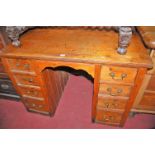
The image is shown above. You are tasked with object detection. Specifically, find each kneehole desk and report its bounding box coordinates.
[1,28,152,127]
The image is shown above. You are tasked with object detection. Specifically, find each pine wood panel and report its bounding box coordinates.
[95,108,123,125]
[23,97,50,113]
[19,85,43,98]
[1,28,152,127]
[7,58,35,72]
[132,49,155,114]
[97,95,128,111]
[42,69,69,115]
[1,28,152,68]
[148,50,155,74]
[13,73,40,86]
[99,83,132,97]
[147,75,155,90]
[36,60,95,78]
[100,66,137,85]
[135,92,155,111]
[120,68,147,126]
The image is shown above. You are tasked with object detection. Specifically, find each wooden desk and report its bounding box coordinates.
[0,28,152,127]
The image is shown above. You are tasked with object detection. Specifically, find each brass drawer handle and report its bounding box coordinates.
[24,64,30,69]
[32,103,36,107]
[23,78,33,83]
[26,103,36,107]
[27,90,38,96]
[112,103,118,108]
[109,72,127,80]
[25,103,43,108]
[1,84,9,89]
[104,102,109,108]
[103,115,114,121]
[107,87,123,96]
[28,78,33,83]
[104,102,118,108]
[16,63,20,67]
[38,105,43,108]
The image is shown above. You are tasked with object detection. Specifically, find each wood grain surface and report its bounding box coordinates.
[1,28,152,68]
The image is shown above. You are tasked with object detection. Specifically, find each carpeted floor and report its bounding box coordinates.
[0,75,155,129]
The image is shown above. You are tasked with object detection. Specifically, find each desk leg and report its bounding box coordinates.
[92,64,101,122]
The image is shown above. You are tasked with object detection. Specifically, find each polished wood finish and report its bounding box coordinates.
[100,66,137,85]
[147,75,155,90]
[99,83,132,97]
[96,109,123,125]
[2,29,151,68]
[97,95,128,111]
[148,50,155,74]
[138,92,155,110]
[120,68,147,125]
[0,59,8,78]
[1,28,152,127]
[19,85,43,98]
[132,49,155,114]
[133,27,155,115]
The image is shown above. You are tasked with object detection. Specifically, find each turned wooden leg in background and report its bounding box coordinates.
[117,26,132,55]
[5,26,34,47]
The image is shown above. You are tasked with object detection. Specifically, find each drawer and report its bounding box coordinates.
[97,96,127,110]
[99,83,132,97]
[0,73,9,79]
[0,62,9,78]
[7,58,34,72]
[0,41,4,49]
[23,97,49,112]
[19,86,43,98]
[100,66,137,84]
[0,79,17,93]
[147,75,155,91]
[138,92,155,110]
[0,61,6,73]
[95,109,123,124]
[14,74,39,86]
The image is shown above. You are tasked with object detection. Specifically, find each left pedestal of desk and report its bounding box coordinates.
[1,58,68,115]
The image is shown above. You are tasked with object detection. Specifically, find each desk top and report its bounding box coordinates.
[1,28,152,68]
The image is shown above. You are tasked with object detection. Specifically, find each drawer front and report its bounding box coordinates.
[99,83,132,97]
[0,79,17,93]
[23,97,49,112]
[0,73,9,79]
[0,61,9,78]
[138,92,155,110]
[95,109,122,124]
[23,97,45,104]
[14,74,39,86]
[19,86,43,98]
[100,66,137,84]
[97,96,127,110]
[7,58,34,72]
[0,61,6,73]
[147,75,155,91]
[0,41,4,49]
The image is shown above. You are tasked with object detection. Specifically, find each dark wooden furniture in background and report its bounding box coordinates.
[132,27,155,114]
[0,27,20,100]
[1,28,152,127]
